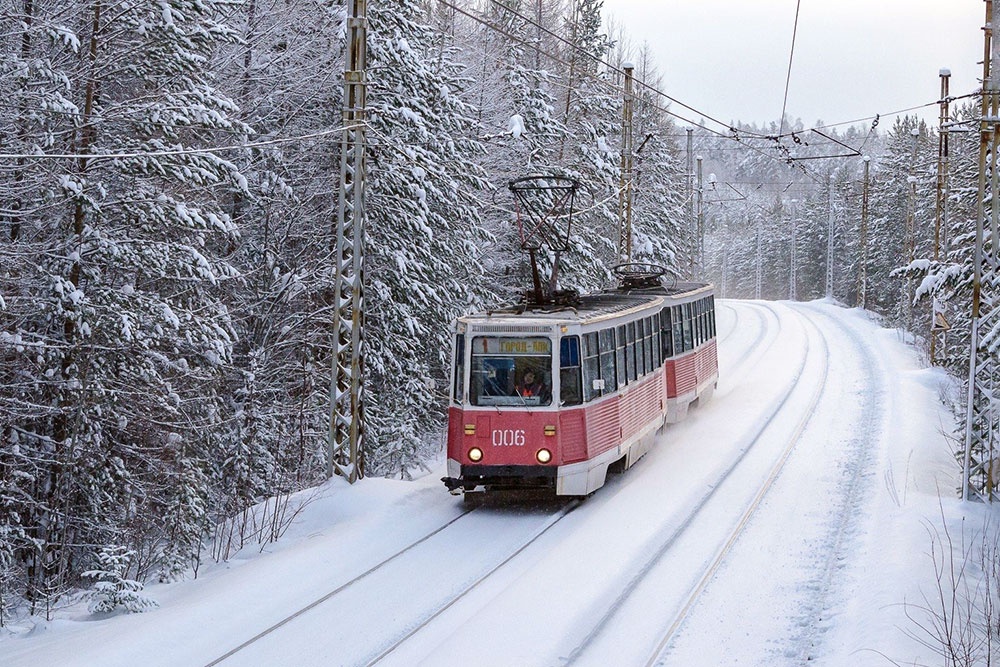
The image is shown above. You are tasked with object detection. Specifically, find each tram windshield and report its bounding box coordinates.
[470,336,552,406]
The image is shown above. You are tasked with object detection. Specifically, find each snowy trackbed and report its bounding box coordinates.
[0,300,961,667]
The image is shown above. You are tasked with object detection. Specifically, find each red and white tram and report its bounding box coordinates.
[443,276,718,498]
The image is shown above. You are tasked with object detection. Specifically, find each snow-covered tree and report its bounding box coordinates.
[0,0,247,611]
[363,0,490,476]
[83,545,157,614]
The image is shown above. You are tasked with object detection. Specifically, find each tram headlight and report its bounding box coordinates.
[536,448,552,464]
[468,447,483,462]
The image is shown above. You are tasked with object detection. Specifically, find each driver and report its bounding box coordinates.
[516,369,545,398]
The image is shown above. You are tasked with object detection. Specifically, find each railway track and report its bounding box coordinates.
[203,499,581,667]
[209,301,834,667]
[561,303,831,666]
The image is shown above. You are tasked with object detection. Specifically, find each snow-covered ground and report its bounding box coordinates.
[0,299,979,666]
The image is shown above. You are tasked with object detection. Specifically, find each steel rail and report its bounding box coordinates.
[364,498,582,665]
[202,507,478,667]
[642,307,831,666]
[563,302,822,664]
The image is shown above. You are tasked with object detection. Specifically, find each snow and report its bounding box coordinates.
[0,299,974,666]
[508,113,525,139]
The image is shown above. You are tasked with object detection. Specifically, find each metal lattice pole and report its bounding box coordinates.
[328,0,367,482]
[618,63,635,264]
[931,69,951,364]
[963,0,998,501]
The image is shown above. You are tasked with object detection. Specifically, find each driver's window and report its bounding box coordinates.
[470,336,552,406]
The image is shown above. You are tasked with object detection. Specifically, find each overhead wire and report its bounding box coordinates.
[436,0,732,138]
[778,0,802,135]
[1,1,971,175]
[480,0,750,137]
[0,125,353,161]
[437,0,829,183]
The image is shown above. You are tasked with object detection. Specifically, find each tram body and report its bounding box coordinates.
[443,282,718,497]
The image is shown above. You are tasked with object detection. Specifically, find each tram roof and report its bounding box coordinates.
[459,281,713,327]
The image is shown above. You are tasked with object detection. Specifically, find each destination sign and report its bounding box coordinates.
[474,336,551,355]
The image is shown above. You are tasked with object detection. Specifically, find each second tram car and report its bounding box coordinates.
[442,278,718,498]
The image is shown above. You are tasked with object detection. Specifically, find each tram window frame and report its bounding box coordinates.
[560,336,583,407]
[453,333,465,403]
[582,332,601,402]
[600,327,618,393]
[660,308,673,359]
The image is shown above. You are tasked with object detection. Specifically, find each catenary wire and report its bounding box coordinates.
[778,0,803,135]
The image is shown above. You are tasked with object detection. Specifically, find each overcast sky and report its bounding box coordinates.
[601,0,983,132]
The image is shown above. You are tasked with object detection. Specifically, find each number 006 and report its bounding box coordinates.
[492,429,525,447]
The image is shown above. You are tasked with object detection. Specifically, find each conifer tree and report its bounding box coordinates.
[363,0,490,476]
[1,0,248,608]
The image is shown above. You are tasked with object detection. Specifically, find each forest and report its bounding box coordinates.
[0,0,981,621]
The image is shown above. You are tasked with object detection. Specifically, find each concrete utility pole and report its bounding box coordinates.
[903,127,920,330]
[696,156,704,273]
[618,63,635,264]
[858,156,871,310]
[788,200,797,301]
[931,68,952,365]
[963,0,999,501]
[328,0,368,483]
[687,128,694,270]
[754,213,762,300]
[826,175,835,299]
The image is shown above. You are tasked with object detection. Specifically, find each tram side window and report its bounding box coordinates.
[634,319,643,377]
[637,318,647,375]
[696,299,706,345]
[582,332,601,402]
[638,317,649,375]
[682,303,694,351]
[691,301,700,346]
[624,323,636,383]
[560,336,583,406]
[639,317,653,375]
[600,328,618,393]
[704,298,712,339]
[616,325,628,386]
[647,315,658,368]
[708,296,717,338]
[672,305,684,355]
[453,333,465,403]
[660,308,673,359]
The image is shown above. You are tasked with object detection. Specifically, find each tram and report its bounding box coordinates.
[442,267,718,498]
